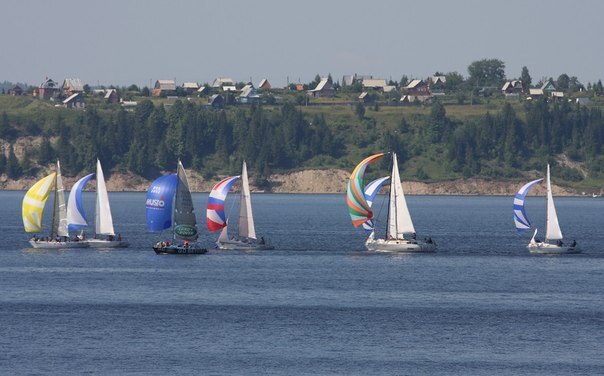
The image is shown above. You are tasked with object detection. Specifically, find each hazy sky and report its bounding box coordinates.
[2,0,603,88]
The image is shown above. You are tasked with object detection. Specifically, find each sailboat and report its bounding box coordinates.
[207,161,274,250]
[514,164,580,254]
[66,159,129,248]
[148,161,207,254]
[347,152,436,252]
[23,160,88,248]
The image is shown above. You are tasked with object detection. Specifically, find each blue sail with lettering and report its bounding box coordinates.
[146,174,178,232]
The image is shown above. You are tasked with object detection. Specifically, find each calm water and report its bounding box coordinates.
[1,192,603,375]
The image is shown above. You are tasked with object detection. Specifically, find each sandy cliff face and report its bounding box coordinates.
[0,168,581,196]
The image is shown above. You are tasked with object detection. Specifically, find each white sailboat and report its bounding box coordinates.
[87,160,129,248]
[149,161,207,254]
[514,164,579,254]
[207,161,274,250]
[347,153,436,253]
[24,160,88,248]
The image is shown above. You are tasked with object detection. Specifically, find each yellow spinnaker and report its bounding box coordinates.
[22,173,56,233]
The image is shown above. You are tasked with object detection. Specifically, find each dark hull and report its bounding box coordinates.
[153,246,208,255]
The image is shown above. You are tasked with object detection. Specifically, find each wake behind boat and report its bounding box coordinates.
[147,161,207,255]
[347,153,436,253]
[513,164,580,254]
[207,161,274,250]
[23,160,89,249]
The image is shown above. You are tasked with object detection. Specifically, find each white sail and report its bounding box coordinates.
[387,153,415,239]
[238,161,256,239]
[53,161,69,238]
[545,164,563,240]
[95,159,115,235]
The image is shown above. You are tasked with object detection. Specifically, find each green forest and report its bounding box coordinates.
[0,93,603,189]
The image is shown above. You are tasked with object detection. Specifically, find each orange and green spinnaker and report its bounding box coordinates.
[346,153,385,227]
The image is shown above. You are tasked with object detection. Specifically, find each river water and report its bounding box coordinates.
[1,192,603,375]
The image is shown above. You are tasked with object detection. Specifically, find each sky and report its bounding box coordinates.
[2,0,604,88]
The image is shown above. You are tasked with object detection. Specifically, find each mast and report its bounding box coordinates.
[238,161,256,239]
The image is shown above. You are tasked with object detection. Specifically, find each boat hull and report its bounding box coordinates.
[366,238,436,253]
[29,239,89,249]
[528,242,580,254]
[87,239,129,248]
[153,244,207,255]
[216,239,274,250]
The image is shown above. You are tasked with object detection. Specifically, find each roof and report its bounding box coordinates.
[529,88,544,95]
[431,76,446,84]
[362,79,388,88]
[551,91,564,97]
[63,93,81,104]
[104,89,118,99]
[311,78,330,92]
[182,82,199,89]
[383,85,396,93]
[212,78,235,88]
[359,92,368,99]
[40,78,59,89]
[342,75,355,86]
[258,79,271,89]
[155,80,176,91]
[63,78,84,91]
[405,79,424,89]
[240,84,256,97]
[540,80,556,91]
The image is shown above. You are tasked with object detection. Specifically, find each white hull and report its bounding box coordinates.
[366,238,436,253]
[29,239,89,249]
[217,239,274,250]
[87,239,129,248]
[528,242,580,254]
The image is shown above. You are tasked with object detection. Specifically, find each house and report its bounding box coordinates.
[63,78,84,95]
[63,93,85,108]
[104,89,120,104]
[153,80,176,97]
[528,88,544,99]
[501,80,523,97]
[239,84,260,104]
[362,78,388,91]
[404,79,430,95]
[308,78,335,98]
[539,79,556,93]
[430,76,447,95]
[182,82,199,94]
[212,78,235,88]
[551,91,564,102]
[38,78,61,100]
[358,92,370,104]
[400,95,431,105]
[342,74,356,87]
[208,94,225,108]
[9,85,23,96]
[197,86,208,96]
[258,79,271,90]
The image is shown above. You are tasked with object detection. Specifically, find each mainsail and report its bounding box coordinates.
[67,173,95,230]
[513,178,543,232]
[52,161,69,238]
[362,176,390,232]
[173,161,198,241]
[238,161,256,239]
[22,173,56,233]
[146,174,178,232]
[545,164,563,240]
[346,153,385,227]
[95,159,115,236]
[207,176,240,232]
[387,153,415,239]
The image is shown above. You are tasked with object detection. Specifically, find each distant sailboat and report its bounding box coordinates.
[207,161,274,250]
[347,152,436,252]
[24,160,88,248]
[514,164,579,254]
[66,160,128,248]
[148,161,207,254]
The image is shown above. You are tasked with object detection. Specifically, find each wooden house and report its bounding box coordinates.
[258,79,271,90]
[208,94,225,108]
[501,80,523,97]
[62,78,84,95]
[212,78,235,88]
[38,78,61,100]
[104,89,120,104]
[308,78,335,98]
[239,84,260,104]
[362,78,388,92]
[9,85,23,96]
[63,93,85,108]
[153,80,176,97]
[182,82,200,94]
